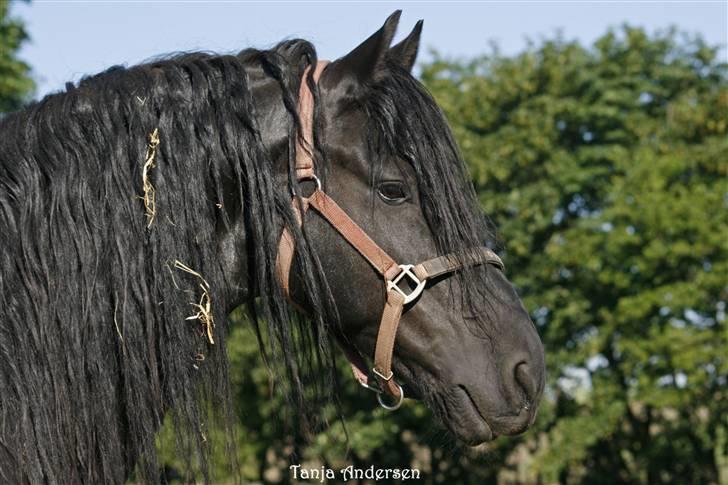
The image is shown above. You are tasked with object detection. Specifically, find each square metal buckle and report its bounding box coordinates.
[372,367,394,382]
[386,264,426,304]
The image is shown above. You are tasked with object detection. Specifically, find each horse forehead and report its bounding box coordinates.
[323,99,367,139]
[318,83,407,177]
[321,106,369,167]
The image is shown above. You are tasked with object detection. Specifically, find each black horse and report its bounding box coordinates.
[0,11,544,483]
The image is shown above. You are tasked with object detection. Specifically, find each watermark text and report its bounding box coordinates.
[289,464,421,482]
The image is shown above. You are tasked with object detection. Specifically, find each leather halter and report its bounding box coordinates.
[275,61,505,410]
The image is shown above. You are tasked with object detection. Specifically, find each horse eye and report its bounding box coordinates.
[378,181,410,205]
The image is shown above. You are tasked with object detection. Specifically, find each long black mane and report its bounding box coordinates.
[0,40,493,483]
[0,41,339,483]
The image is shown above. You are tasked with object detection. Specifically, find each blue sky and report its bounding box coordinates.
[12,1,728,98]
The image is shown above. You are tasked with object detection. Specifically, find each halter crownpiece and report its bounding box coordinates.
[275,61,505,410]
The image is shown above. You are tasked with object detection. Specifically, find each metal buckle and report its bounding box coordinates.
[290,174,321,198]
[358,367,393,394]
[372,367,394,382]
[386,264,426,304]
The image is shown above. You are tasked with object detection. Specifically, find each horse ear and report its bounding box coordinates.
[388,20,423,72]
[326,10,401,87]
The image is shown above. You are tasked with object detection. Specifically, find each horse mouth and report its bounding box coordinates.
[440,385,494,445]
[436,385,537,445]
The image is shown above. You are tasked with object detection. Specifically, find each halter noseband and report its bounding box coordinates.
[275,61,505,410]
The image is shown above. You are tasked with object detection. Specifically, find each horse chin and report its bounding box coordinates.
[439,386,495,445]
[434,384,539,446]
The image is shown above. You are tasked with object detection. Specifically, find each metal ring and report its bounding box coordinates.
[290,174,321,198]
[377,384,404,411]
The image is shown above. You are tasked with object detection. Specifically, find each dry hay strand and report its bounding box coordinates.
[173,260,215,344]
[139,128,160,227]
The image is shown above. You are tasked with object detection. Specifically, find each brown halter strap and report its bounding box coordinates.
[275,61,505,409]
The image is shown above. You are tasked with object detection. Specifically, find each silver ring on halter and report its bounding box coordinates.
[290,174,322,198]
[376,384,404,411]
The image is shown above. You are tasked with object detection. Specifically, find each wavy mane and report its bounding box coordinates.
[0,41,339,483]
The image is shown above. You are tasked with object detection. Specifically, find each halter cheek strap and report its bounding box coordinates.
[276,61,329,298]
[275,61,505,410]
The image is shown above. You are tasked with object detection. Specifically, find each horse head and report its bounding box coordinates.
[250,11,545,444]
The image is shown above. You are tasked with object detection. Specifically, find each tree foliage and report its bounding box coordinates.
[0,0,33,113]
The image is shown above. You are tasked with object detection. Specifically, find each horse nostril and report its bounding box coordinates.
[514,362,537,403]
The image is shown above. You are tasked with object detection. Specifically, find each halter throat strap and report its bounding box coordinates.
[275,61,505,409]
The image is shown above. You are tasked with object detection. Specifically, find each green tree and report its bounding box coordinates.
[0,0,34,113]
[422,26,727,483]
